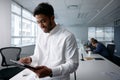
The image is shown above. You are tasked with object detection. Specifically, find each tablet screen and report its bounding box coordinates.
[10,59,36,70]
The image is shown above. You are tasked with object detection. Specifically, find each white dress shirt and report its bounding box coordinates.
[31,24,79,80]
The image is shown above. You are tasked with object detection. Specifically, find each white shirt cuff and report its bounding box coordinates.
[51,66,62,77]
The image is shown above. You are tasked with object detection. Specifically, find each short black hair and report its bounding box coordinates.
[92,39,98,44]
[33,3,54,17]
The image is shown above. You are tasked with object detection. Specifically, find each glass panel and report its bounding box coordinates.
[104,27,114,41]
[88,27,95,40]
[31,22,36,36]
[22,9,32,20]
[11,38,21,46]
[11,2,21,15]
[11,14,21,36]
[96,27,104,41]
[22,18,32,36]
[22,38,34,44]
[32,16,36,22]
[88,27,114,45]
[11,2,39,46]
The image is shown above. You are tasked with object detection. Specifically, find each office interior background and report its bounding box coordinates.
[0,0,120,65]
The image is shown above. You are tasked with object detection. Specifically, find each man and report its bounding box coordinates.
[86,38,96,51]
[19,2,79,80]
[91,39,109,58]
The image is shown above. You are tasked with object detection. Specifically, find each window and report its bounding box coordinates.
[22,9,32,20]
[11,2,39,46]
[104,27,114,41]
[88,27,114,42]
[88,27,95,39]
[11,2,21,15]
[96,27,104,41]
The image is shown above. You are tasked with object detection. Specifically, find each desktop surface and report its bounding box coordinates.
[10,54,120,80]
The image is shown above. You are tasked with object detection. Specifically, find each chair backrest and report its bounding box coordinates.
[107,44,115,60]
[0,47,21,67]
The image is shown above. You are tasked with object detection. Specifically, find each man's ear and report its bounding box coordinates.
[51,16,54,20]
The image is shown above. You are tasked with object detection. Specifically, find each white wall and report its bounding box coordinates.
[66,26,88,44]
[0,0,11,68]
[0,0,11,48]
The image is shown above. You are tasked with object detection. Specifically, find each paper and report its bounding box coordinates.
[84,57,94,60]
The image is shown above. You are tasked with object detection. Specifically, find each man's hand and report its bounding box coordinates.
[31,66,52,78]
[19,57,32,64]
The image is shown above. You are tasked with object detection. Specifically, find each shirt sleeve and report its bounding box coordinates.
[93,43,102,53]
[30,36,41,67]
[51,34,79,77]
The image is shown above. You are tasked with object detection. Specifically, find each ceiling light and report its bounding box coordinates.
[67,5,78,9]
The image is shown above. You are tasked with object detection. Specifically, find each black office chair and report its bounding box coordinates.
[107,44,115,61]
[0,47,24,80]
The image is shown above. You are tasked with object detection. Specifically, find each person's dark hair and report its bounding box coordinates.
[91,39,98,44]
[90,38,95,42]
[33,3,54,17]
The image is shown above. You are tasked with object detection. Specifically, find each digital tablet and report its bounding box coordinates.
[10,59,36,70]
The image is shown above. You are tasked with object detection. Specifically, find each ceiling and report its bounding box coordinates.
[13,0,120,27]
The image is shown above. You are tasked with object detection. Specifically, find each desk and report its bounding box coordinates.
[10,54,120,80]
[10,69,40,80]
[77,54,120,80]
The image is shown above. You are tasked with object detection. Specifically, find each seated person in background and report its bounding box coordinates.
[91,39,109,59]
[86,38,96,51]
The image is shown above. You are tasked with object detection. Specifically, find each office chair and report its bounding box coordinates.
[0,47,24,80]
[107,44,115,61]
